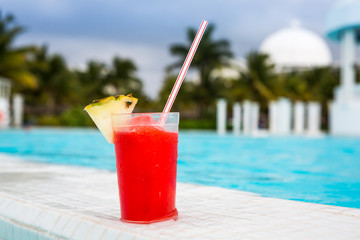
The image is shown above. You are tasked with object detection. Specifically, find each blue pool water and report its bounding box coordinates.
[0,128,359,208]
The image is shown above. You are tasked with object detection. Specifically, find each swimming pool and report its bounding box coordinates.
[0,128,359,208]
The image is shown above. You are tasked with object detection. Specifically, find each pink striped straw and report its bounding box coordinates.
[160,20,208,124]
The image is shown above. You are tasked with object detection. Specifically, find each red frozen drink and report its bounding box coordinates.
[113,113,179,223]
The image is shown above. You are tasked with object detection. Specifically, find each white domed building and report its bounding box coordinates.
[259,21,332,72]
[256,22,333,136]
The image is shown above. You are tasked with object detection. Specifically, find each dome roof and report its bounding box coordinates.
[259,23,332,70]
[326,0,360,42]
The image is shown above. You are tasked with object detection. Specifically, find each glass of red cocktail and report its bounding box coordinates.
[112,112,179,223]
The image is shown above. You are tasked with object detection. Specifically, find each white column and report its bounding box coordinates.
[243,101,252,135]
[232,102,241,135]
[0,81,3,97]
[307,102,321,136]
[251,102,259,134]
[216,99,227,135]
[340,30,356,102]
[13,94,24,128]
[0,97,10,128]
[294,102,305,135]
[277,98,292,135]
[269,101,278,134]
[0,79,10,128]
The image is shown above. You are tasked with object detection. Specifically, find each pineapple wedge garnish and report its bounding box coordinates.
[84,94,138,143]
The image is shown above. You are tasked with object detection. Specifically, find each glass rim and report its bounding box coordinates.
[111,112,179,128]
[111,112,179,116]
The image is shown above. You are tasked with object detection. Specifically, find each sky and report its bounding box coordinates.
[2,0,340,98]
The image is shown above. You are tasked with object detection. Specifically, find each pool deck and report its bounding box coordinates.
[0,154,359,240]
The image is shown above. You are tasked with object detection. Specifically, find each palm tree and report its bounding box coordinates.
[77,60,107,102]
[105,57,145,97]
[168,23,233,116]
[46,54,80,108]
[32,48,80,110]
[239,51,277,106]
[0,12,37,89]
[22,45,50,108]
[103,56,151,110]
[21,45,82,119]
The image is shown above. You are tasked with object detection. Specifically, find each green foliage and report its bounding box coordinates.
[76,60,107,102]
[157,75,198,114]
[241,52,276,104]
[278,67,339,101]
[36,115,60,126]
[0,11,37,90]
[179,119,216,130]
[59,107,94,126]
[34,107,94,127]
[104,57,144,97]
[210,51,277,107]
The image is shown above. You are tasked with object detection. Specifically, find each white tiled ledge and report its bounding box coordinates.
[0,154,360,240]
